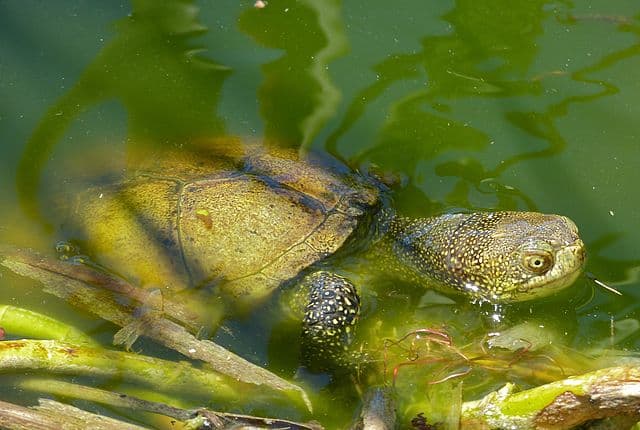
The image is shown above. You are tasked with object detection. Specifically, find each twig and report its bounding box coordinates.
[461,366,640,429]
[0,244,202,331]
[0,398,149,430]
[20,378,324,430]
[349,386,396,430]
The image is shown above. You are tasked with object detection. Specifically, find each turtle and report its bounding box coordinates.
[60,139,586,362]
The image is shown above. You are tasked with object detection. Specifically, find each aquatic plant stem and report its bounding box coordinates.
[0,398,149,430]
[0,304,96,345]
[0,339,238,399]
[20,378,192,421]
[19,378,324,430]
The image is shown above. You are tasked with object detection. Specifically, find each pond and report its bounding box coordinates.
[1,0,639,428]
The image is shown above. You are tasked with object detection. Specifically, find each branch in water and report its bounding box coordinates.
[0,245,312,411]
[20,378,324,430]
[460,366,640,429]
[0,398,148,430]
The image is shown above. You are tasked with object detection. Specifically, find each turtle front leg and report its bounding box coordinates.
[297,271,361,369]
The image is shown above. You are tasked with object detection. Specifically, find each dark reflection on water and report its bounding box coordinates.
[323,1,553,216]
[239,0,347,148]
[327,1,640,215]
[3,0,640,427]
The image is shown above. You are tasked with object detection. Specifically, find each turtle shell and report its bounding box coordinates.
[67,142,381,305]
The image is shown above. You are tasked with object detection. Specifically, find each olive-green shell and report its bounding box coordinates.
[70,143,380,304]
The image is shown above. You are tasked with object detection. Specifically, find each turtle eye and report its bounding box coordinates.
[523,252,554,274]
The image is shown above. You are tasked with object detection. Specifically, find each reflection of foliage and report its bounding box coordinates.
[359,96,489,171]
[327,1,639,213]
[326,1,551,210]
[17,0,230,226]
[239,0,347,149]
[442,0,547,74]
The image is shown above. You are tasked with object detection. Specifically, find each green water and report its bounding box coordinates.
[1,0,640,428]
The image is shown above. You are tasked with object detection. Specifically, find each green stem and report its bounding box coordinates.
[0,305,96,345]
[0,339,238,400]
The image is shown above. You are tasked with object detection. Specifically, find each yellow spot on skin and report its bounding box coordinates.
[195,209,213,230]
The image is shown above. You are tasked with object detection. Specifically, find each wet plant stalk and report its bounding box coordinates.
[0,304,96,345]
[0,398,149,430]
[0,339,238,399]
[20,378,193,421]
[19,378,324,430]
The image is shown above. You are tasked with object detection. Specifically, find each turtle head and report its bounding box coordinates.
[390,212,586,302]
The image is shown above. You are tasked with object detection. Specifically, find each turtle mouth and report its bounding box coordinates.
[512,239,586,301]
[562,238,587,272]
